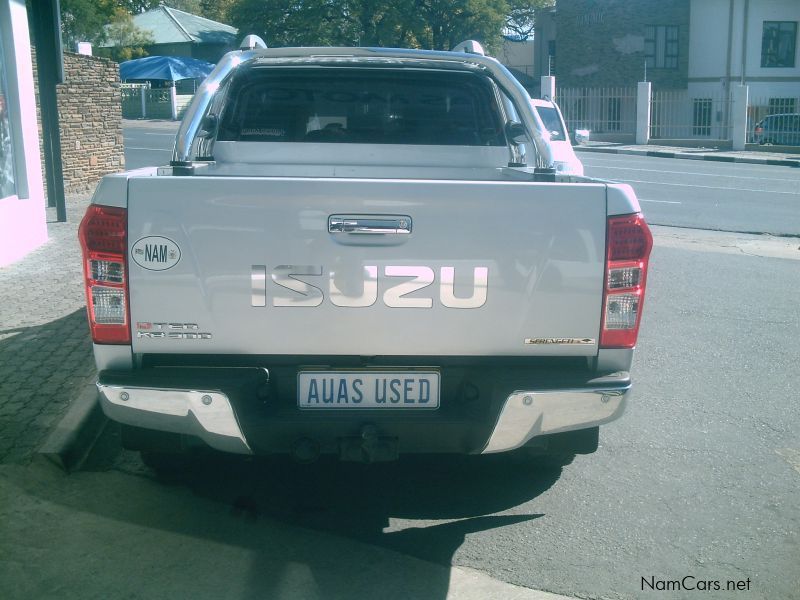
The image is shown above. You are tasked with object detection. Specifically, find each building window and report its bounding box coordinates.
[645,25,679,70]
[761,22,797,68]
[693,99,713,136]
[0,31,17,200]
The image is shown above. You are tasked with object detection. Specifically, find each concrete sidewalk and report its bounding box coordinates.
[0,194,96,465]
[576,141,800,168]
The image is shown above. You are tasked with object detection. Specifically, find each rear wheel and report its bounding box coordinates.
[139,450,190,474]
[121,425,191,475]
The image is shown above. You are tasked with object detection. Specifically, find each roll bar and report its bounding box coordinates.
[171,47,554,169]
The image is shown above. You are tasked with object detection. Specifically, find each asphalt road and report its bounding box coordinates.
[580,152,800,237]
[124,123,800,238]
[123,123,175,169]
[112,123,799,599]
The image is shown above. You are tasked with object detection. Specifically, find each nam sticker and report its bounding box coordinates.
[131,236,181,271]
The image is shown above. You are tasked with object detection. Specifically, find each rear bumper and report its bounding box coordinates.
[96,367,630,456]
[482,375,629,453]
[98,384,252,454]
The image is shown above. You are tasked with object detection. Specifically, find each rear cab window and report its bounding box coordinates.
[217,67,507,146]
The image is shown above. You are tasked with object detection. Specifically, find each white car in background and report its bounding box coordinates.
[530,98,584,176]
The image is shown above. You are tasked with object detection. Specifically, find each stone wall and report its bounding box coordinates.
[554,0,690,89]
[33,49,124,194]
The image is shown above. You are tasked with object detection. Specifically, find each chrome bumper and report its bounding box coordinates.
[481,372,631,454]
[97,383,252,455]
[97,371,629,457]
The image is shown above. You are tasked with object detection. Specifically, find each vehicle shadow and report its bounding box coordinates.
[174,451,557,562]
[6,446,564,600]
[143,449,560,597]
[77,424,564,598]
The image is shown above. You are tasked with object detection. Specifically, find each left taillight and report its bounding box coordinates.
[600,213,653,349]
[78,205,130,344]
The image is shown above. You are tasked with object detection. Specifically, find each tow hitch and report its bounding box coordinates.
[339,423,399,463]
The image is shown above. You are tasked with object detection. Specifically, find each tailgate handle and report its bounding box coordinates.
[329,215,411,235]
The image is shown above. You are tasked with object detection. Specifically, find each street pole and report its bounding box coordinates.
[28,0,66,223]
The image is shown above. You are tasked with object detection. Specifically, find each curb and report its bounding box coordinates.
[37,382,106,472]
[449,567,577,599]
[576,145,800,168]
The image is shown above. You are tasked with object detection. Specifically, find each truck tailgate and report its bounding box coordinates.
[127,177,607,357]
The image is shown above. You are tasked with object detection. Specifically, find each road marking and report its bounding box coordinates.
[143,132,178,136]
[640,199,681,204]
[614,179,800,195]
[126,147,172,151]
[584,163,800,183]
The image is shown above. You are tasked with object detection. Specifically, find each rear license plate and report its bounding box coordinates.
[297,371,440,409]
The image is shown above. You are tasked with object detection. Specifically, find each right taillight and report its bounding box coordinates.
[601,213,653,349]
[78,205,130,344]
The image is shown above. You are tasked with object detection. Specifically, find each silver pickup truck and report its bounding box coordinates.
[79,43,653,467]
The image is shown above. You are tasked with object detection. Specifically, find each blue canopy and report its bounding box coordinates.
[119,55,215,82]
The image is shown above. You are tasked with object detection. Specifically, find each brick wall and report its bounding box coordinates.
[33,49,124,194]
[555,0,690,89]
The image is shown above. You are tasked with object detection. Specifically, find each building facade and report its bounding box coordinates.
[497,36,537,92]
[689,0,800,106]
[0,0,47,266]
[498,36,535,77]
[549,0,691,88]
[538,0,799,99]
[533,6,557,81]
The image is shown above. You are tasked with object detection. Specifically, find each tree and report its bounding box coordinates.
[229,0,360,48]
[58,0,554,55]
[58,0,118,48]
[200,0,238,23]
[57,1,156,58]
[409,0,508,51]
[105,7,154,61]
[227,0,554,52]
[505,0,554,39]
[115,0,160,13]
[120,1,226,18]
[162,0,203,14]
[336,1,425,48]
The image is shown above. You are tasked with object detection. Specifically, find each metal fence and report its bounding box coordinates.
[121,83,147,118]
[650,90,732,141]
[121,83,193,120]
[556,87,637,138]
[541,76,800,148]
[746,95,800,145]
